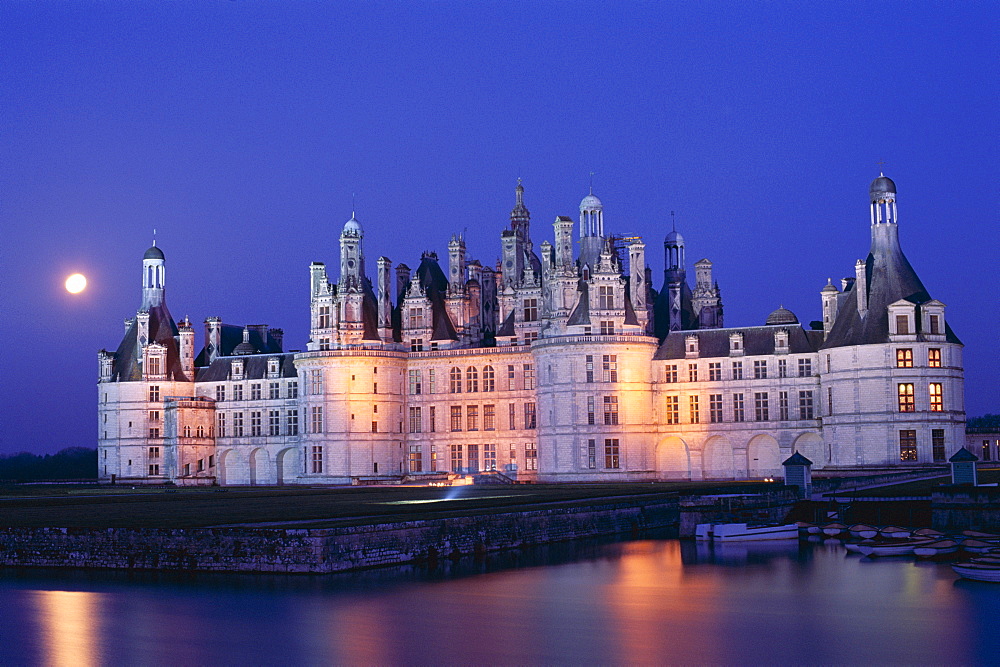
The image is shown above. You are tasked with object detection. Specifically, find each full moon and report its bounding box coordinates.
[65,273,87,294]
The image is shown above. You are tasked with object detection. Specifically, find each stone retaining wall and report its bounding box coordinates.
[0,497,678,574]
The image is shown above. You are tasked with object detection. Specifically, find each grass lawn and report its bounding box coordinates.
[0,481,775,530]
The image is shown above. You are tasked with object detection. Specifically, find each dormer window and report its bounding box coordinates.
[267,357,280,377]
[231,359,244,380]
[888,300,917,339]
[729,332,744,356]
[920,300,946,338]
[774,329,789,352]
[685,335,699,358]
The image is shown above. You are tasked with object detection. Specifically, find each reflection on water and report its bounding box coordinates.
[3,536,1000,665]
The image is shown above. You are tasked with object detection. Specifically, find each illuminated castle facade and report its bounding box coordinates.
[97,175,966,485]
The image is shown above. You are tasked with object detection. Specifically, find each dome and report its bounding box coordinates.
[766,306,799,326]
[342,216,362,235]
[869,175,896,201]
[580,193,603,210]
[233,341,256,355]
[665,229,684,245]
[143,245,164,260]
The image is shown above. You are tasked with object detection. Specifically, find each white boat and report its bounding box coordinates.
[699,523,799,542]
[822,522,848,536]
[952,562,1000,582]
[913,540,960,557]
[961,539,1000,554]
[879,526,912,539]
[859,539,934,557]
[849,524,879,539]
[913,528,945,539]
[844,539,876,554]
[962,530,1000,539]
[695,524,714,541]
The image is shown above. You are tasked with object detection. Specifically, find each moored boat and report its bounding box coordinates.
[952,562,1000,582]
[961,539,1000,554]
[962,530,1000,539]
[844,539,877,554]
[822,522,848,536]
[879,526,912,539]
[913,539,960,557]
[860,538,934,557]
[849,524,879,539]
[913,528,945,539]
[713,523,800,542]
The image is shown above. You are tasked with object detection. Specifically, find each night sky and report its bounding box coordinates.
[2,1,996,455]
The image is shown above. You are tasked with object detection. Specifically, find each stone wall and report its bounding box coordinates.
[932,487,1000,532]
[0,496,677,574]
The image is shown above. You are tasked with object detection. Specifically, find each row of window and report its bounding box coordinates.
[899,429,946,462]
[215,410,300,438]
[656,391,817,424]
[404,365,536,395]
[215,381,298,402]
[664,358,813,383]
[895,348,942,368]
[303,443,540,475]
[897,383,945,412]
[228,357,283,380]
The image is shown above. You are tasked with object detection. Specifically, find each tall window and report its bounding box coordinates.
[778,391,789,421]
[603,355,617,383]
[897,383,915,412]
[600,320,615,335]
[523,298,538,322]
[233,384,244,401]
[687,363,698,382]
[524,442,538,470]
[467,405,479,431]
[148,385,160,402]
[217,413,227,437]
[310,406,323,433]
[466,367,479,393]
[731,362,743,380]
[428,369,436,394]
[753,360,767,379]
[268,382,279,400]
[450,406,462,432]
[754,392,769,421]
[250,411,262,436]
[507,365,516,390]
[311,445,323,473]
[216,385,226,402]
[524,402,537,429]
[408,369,422,395]
[665,364,678,383]
[689,395,700,424]
[450,445,463,473]
[409,407,422,433]
[587,396,596,425]
[269,410,280,436]
[409,445,422,473]
[598,286,614,309]
[287,381,298,398]
[408,307,424,329]
[896,349,913,368]
[588,439,597,469]
[483,366,496,392]
[709,394,723,423]
[899,430,917,462]
[732,393,745,422]
[928,314,941,335]
[797,358,812,377]
[286,410,298,436]
[430,444,438,471]
[428,406,436,432]
[251,383,262,401]
[604,439,620,469]
[896,315,910,335]
[585,355,595,383]
[523,364,536,390]
[484,443,497,471]
[450,367,462,393]
[233,412,244,437]
[310,370,322,394]
[708,362,721,381]
[603,396,619,425]
[318,306,331,328]
[777,359,787,378]
[928,348,942,367]
[799,391,814,419]
[484,404,496,430]
[509,403,516,429]
[929,383,943,411]
[665,396,679,425]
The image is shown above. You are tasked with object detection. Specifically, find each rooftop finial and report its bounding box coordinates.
[671,211,676,232]
[876,159,887,177]
[589,171,595,195]
[152,228,157,246]
[352,192,356,219]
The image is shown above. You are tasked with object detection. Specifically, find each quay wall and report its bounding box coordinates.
[932,487,1000,533]
[0,497,678,574]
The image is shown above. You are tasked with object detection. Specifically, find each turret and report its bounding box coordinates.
[377,256,393,342]
[820,279,839,338]
[448,235,466,293]
[339,214,364,292]
[554,216,574,269]
[178,316,195,380]
[141,243,165,309]
[204,316,222,363]
[579,189,604,271]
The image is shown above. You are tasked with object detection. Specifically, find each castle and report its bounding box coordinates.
[97,175,966,485]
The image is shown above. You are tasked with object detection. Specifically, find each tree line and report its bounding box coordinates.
[0,447,97,481]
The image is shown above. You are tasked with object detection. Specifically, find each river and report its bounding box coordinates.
[2,537,998,665]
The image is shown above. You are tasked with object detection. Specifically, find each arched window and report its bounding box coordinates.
[450,367,462,393]
[466,366,479,393]
[197,425,205,438]
[482,365,495,392]
[183,425,191,438]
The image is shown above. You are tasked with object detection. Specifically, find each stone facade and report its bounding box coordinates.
[97,175,965,485]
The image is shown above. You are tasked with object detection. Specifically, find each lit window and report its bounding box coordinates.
[929,383,943,412]
[899,430,917,462]
[897,383,915,412]
[928,349,941,367]
[896,349,913,368]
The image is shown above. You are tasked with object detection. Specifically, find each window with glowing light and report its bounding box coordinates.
[896,349,913,368]
[929,383,943,411]
[928,348,941,367]
[689,395,700,423]
[897,383,915,412]
[899,430,917,462]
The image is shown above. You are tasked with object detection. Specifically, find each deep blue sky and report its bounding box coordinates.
[2,1,997,454]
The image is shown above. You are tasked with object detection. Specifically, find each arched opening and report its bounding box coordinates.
[219,449,247,486]
[792,432,826,469]
[275,448,300,486]
[747,434,782,479]
[656,436,690,480]
[249,448,268,486]
[702,435,733,480]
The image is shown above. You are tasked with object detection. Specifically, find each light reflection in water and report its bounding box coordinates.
[31,590,102,667]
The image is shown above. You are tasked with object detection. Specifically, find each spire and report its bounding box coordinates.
[510,178,530,237]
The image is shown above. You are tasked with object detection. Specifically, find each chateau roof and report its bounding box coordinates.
[195,353,298,382]
[111,302,184,382]
[194,324,283,366]
[653,324,823,360]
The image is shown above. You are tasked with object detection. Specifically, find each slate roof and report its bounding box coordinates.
[822,223,961,348]
[566,281,590,326]
[652,279,696,340]
[949,447,979,463]
[414,254,458,341]
[783,451,814,466]
[193,324,284,366]
[111,302,185,382]
[654,324,823,360]
[195,353,298,382]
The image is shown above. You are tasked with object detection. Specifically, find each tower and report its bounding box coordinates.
[664,229,686,332]
[339,214,365,292]
[579,189,604,271]
[691,258,723,329]
[141,242,165,309]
